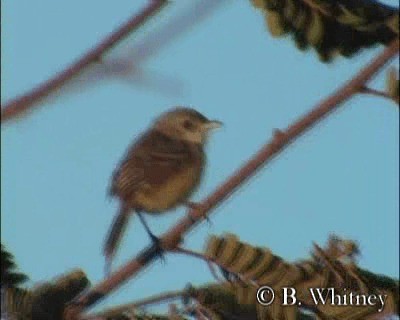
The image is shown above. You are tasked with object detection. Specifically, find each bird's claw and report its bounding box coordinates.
[204,215,212,226]
[149,233,166,263]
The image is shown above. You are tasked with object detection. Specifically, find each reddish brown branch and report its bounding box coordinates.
[64,40,399,320]
[1,0,168,123]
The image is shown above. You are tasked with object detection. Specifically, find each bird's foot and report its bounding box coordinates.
[149,233,166,263]
[137,212,166,262]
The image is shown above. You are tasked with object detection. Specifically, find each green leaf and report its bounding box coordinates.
[1,244,29,288]
[306,11,324,46]
[291,7,309,31]
[283,0,297,21]
[251,0,266,9]
[2,287,33,319]
[265,10,287,37]
[386,67,399,103]
[386,13,399,34]
[337,5,367,26]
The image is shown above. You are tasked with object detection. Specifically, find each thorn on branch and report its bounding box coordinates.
[272,129,286,148]
[186,202,212,225]
[273,128,285,138]
[161,232,183,251]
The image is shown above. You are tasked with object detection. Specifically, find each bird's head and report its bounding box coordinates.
[154,107,222,144]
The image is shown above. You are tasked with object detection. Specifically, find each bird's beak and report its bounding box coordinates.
[204,120,223,131]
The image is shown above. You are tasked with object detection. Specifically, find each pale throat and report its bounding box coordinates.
[156,125,206,144]
[181,131,206,144]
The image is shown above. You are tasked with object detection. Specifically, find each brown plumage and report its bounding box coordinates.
[103,107,221,273]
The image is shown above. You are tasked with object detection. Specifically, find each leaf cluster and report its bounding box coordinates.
[2,268,183,320]
[1,243,29,288]
[386,67,400,104]
[2,269,89,320]
[197,233,399,319]
[251,0,399,62]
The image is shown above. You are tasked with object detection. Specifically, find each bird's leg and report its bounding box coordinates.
[137,212,165,262]
[185,201,212,226]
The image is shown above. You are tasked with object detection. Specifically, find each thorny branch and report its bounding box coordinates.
[173,247,225,283]
[85,289,184,320]
[64,38,399,320]
[0,0,168,123]
[85,245,251,319]
[173,247,259,286]
[1,0,228,124]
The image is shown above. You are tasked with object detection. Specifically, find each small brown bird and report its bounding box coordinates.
[103,107,221,273]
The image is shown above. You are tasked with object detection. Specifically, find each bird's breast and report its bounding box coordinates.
[134,164,203,213]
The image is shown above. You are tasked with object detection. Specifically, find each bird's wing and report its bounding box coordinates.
[110,130,201,200]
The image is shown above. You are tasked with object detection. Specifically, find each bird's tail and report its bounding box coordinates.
[103,205,132,276]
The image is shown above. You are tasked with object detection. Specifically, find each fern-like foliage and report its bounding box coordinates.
[386,67,400,104]
[2,267,181,320]
[184,283,256,320]
[185,283,314,320]
[203,233,399,319]
[1,244,29,288]
[1,269,89,320]
[251,0,399,62]
[1,287,33,320]
[31,269,89,320]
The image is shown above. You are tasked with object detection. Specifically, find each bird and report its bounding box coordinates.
[103,107,222,274]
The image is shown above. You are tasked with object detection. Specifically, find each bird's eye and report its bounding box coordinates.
[183,119,195,130]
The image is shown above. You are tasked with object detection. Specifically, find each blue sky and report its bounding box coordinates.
[2,0,399,314]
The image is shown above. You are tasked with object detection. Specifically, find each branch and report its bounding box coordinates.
[85,247,223,319]
[1,0,228,124]
[172,247,225,283]
[64,40,399,319]
[84,289,183,320]
[172,247,212,264]
[1,0,168,124]
[173,247,259,286]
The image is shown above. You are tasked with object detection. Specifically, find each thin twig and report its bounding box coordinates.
[194,304,210,320]
[1,0,168,123]
[64,40,399,320]
[207,260,225,284]
[172,247,225,283]
[359,86,397,102]
[172,247,212,264]
[84,289,183,320]
[301,0,331,17]
[301,0,397,21]
[173,246,257,287]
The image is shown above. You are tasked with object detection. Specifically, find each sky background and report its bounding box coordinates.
[2,0,399,315]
